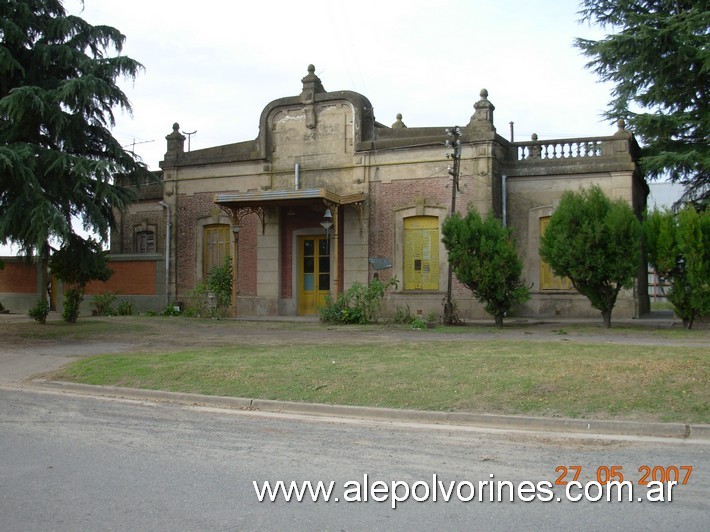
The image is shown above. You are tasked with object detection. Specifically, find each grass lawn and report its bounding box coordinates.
[48,337,709,424]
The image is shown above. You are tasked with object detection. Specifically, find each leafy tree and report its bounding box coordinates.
[0,1,152,261]
[50,234,111,322]
[576,1,709,207]
[540,186,642,328]
[441,209,530,327]
[646,207,710,329]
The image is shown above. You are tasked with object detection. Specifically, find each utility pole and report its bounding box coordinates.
[444,126,461,325]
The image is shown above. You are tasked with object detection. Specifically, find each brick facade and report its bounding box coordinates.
[0,260,37,294]
[85,260,158,295]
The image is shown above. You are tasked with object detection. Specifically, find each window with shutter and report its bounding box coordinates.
[203,224,231,277]
[403,216,439,290]
[135,230,155,253]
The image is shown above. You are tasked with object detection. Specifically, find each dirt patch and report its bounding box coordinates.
[1,313,707,358]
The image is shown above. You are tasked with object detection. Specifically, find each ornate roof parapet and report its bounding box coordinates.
[391,113,407,129]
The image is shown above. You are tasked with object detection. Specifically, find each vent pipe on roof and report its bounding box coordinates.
[295,163,301,190]
[502,175,507,227]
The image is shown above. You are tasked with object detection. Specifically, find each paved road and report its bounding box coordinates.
[1,386,707,531]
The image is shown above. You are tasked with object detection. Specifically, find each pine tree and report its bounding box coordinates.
[576,0,709,207]
[0,0,153,257]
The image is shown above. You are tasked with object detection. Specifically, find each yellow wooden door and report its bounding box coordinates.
[298,236,331,315]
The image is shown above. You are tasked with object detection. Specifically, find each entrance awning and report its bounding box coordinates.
[215,188,366,209]
[215,188,365,300]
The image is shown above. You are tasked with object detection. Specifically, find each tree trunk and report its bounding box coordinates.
[602,309,612,329]
[494,314,504,328]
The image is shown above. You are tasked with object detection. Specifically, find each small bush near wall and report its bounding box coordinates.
[91,291,117,316]
[319,278,398,324]
[116,299,134,316]
[28,299,49,324]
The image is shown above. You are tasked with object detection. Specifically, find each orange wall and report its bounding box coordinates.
[0,262,37,293]
[85,260,157,295]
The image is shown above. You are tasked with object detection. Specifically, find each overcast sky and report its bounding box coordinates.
[62,0,620,170]
[2,0,651,255]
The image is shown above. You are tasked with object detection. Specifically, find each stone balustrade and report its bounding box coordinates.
[513,133,611,161]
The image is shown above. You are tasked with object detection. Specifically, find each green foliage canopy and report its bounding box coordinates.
[441,209,530,327]
[646,206,710,328]
[540,186,641,327]
[576,0,709,207]
[0,0,153,256]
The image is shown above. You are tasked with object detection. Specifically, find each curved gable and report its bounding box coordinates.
[256,66,375,160]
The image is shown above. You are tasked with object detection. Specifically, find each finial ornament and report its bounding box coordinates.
[614,118,632,138]
[392,113,407,128]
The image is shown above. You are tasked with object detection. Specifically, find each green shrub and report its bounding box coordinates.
[28,299,50,324]
[187,282,209,318]
[391,305,414,324]
[411,317,426,330]
[206,257,233,319]
[91,291,117,316]
[188,257,233,319]
[116,299,134,316]
[62,288,83,323]
[319,277,397,324]
[160,304,182,317]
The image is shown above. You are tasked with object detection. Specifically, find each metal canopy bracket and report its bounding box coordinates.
[218,203,265,233]
[215,188,366,236]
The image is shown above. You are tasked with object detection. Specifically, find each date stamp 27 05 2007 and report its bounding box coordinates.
[554,465,693,486]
